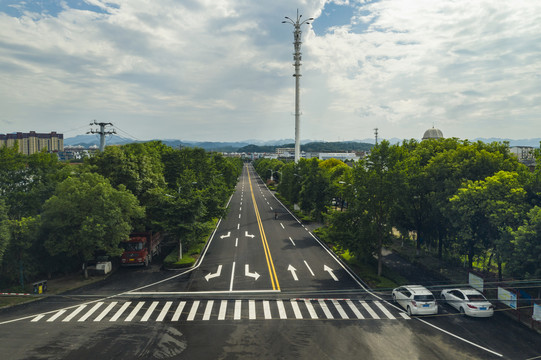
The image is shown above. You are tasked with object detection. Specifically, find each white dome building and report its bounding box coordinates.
[422,127,444,140]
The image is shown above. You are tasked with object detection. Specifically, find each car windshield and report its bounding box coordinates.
[467,294,487,302]
[414,295,435,301]
[123,242,143,251]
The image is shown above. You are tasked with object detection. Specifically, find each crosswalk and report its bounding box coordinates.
[30,298,410,323]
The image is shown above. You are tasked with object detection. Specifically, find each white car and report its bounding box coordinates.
[392,285,438,316]
[440,288,494,317]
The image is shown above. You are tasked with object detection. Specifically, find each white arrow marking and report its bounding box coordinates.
[205,265,222,281]
[288,264,298,281]
[245,231,255,238]
[245,264,260,280]
[324,265,339,281]
[304,261,315,276]
[289,237,296,246]
[220,232,231,239]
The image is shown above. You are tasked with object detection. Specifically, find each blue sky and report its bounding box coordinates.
[1,0,540,142]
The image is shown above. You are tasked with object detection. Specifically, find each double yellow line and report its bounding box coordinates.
[247,167,280,291]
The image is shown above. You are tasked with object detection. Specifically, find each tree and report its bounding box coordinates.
[507,206,541,279]
[40,172,144,273]
[0,200,10,268]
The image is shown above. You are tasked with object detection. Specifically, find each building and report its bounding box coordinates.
[510,146,536,171]
[422,127,444,140]
[318,152,360,161]
[0,131,64,155]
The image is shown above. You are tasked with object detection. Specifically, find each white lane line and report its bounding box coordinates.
[234,300,242,320]
[304,299,318,319]
[239,207,242,211]
[249,300,256,320]
[62,304,87,322]
[141,301,159,322]
[304,260,314,276]
[399,312,411,320]
[277,300,287,319]
[289,237,296,246]
[235,238,238,247]
[172,301,186,321]
[332,300,349,319]
[318,300,333,319]
[47,309,66,322]
[290,300,303,319]
[156,301,172,322]
[203,300,214,321]
[239,214,241,219]
[346,300,364,319]
[187,301,200,321]
[270,206,273,210]
[31,314,45,322]
[218,300,228,320]
[125,302,145,322]
[280,223,284,229]
[78,302,104,322]
[360,301,379,319]
[95,302,117,322]
[240,201,242,206]
[374,301,395,319]
[263,301,272,319]
[229,261,236,292]
[237,223,240,230]
[110,302,131,322]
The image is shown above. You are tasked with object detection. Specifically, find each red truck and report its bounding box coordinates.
[121,232,162,267]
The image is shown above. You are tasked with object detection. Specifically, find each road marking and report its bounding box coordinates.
[270,206,273,210]
[47,310,66,322]
[237,223,240,230]
[62,304,87,322]
[289,237,295,246]
[360,301,379,319]
[324,265,339,281]
[245,264,260,280]
[304,261,314,276]
[304,299,318,319]
[187,300,200,321]
[263,301,272,319]
[332,300,349,319]
[172,301,186,321]
[239,207,242,211]
[229,261,236,291]
[245,231,255,238]
[125,302,144,322]
[374,301,395,319]
[141,301,159,322]
[277,300,287,319]
[205,265,222,281]
[220,232,231,239]
[234,300,242,320]
[249,300,256,319]
[110,302,131,322]
[203,300,214,321]
[31,314,45,322]
[239,214,241,219]
[78,302,103,322]
[240,201,242,206]
[235,238,238,247]
[346,300,364,319]
[218,300,227,320]
[287,264,298,281]
[156,301,172,322]
[318,300,333,319]
[95,302,117,322]
[398,312,410,320]
[280,223,284,229]
[290,300,303,319]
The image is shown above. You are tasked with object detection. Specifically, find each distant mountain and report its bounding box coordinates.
[238,141,373,153]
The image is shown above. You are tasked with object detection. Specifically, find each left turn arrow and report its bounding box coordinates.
[205,265,222,281]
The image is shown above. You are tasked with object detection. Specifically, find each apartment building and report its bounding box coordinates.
[0,131,64,155]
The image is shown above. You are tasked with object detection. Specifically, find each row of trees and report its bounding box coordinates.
[0,142,242,287]
[254,138,541,280]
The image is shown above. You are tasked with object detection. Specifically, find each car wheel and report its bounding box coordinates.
[407,306,412,316]
[459,307,465,315]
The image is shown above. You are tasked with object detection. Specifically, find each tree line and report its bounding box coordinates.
[0,142,242,288]
[254,138,541,280]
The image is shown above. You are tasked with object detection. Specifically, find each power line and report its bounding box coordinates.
[87,120,115,152]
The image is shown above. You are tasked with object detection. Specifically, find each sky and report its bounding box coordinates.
[1,0,540,142]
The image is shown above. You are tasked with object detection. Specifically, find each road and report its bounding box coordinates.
[0,163,540,359]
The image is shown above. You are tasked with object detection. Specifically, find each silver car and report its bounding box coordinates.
[440,288,494,317]
[392,285,438,316]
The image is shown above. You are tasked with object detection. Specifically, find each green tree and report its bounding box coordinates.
[508,206,541,279]
[0,200,10,267]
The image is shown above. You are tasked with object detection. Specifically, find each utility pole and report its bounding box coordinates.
[283,9,313,163]
[88,120,116,152]
[374,128,379,146]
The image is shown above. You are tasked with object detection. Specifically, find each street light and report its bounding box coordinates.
[283,9,313,163]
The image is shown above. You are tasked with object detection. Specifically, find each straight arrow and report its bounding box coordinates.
[245,264,260,280]
[245,231,255,238]
[205,265,222,281]
[324,265,339,281]
[220,232,231,239]
[287,264,298,281]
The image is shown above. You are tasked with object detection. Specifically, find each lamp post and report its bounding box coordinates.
[283,9,313,163]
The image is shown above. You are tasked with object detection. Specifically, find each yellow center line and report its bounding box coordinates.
[247,167,280,291]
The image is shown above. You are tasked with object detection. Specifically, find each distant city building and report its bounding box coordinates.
[0,131,64,155]
[318,152,360,161]
[422,127,444,140]
[510,146,536,171]
[276,147,295,158]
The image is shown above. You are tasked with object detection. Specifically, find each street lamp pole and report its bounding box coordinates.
[283,9,313,163]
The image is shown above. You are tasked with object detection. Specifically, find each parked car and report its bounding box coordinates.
[392,285,438,316]
[440,288,494,317]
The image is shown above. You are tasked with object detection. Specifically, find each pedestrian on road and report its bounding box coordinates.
[274,212,278,220]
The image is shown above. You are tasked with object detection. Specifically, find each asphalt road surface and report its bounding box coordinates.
[0,164,540,360]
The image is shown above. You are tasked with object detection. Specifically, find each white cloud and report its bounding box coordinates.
[0,0,540,141]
